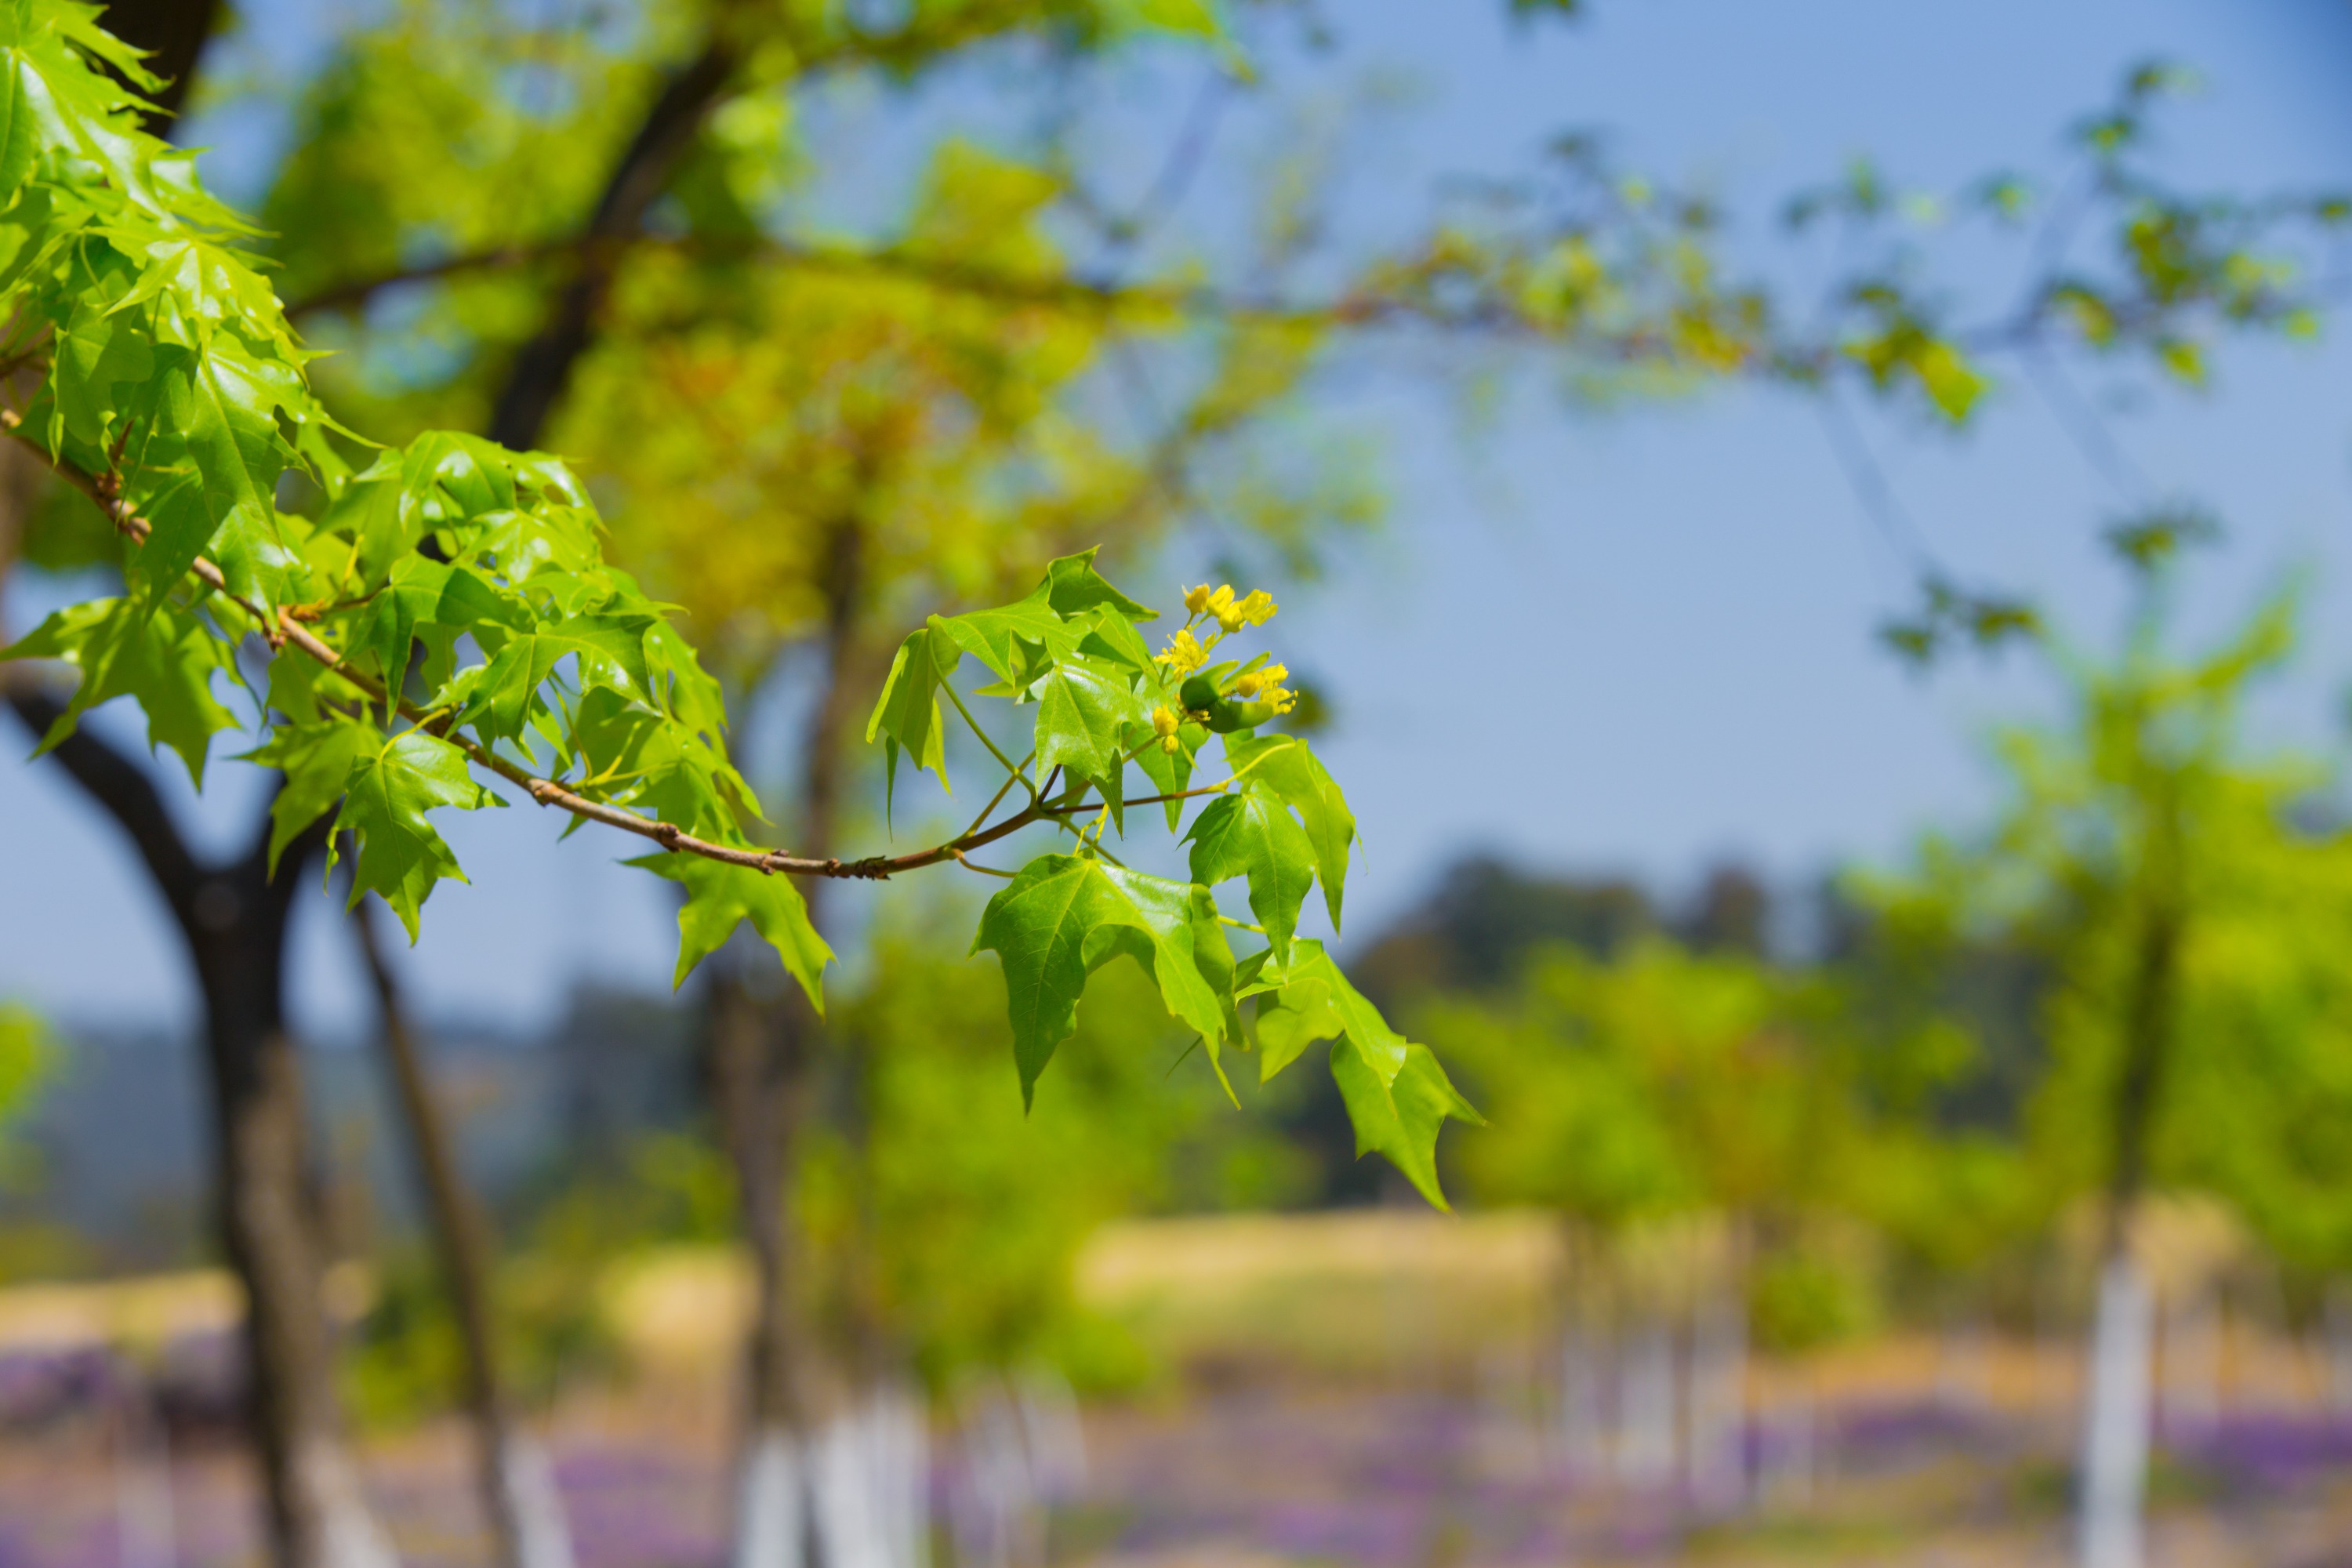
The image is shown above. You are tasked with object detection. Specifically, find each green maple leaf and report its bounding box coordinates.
[1030,652,1149,815]
[571,687,750,841]
[1330,1039,1481,1210]
[1223,733,1356,928]
[0,42,39,196]
[2,597,239,785]
[332,729,499,939]
[626,853,830,1008]
[321,459,418,586]
[456,614,654,746]
[51,290,152,448]
[1244,940,1402,1080]
[929,549,1155,688]
[865,625,961,812]
[642,619,730,742]
[931,599,1073,687]
[1184,782,1316,957]
[402,430,519,524]
[1073,602,1158,674]
[263,642,372,725]
[971,854,1234,1105]
[466,502,604,581]
[1095,860,1239,1068]
[1243,939,1478,1207]
[245,717,372,874]
[129,341,308,615]
[346,556,519,713]
[1039,548,1155,621]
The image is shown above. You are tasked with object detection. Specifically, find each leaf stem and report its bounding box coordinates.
[951,848,1018,880]
[940,677,1036,804]
[957,748,1036,838]
[1039,776,1238,815]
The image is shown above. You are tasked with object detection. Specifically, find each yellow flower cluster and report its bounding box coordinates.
[1153,627,1208,677]
[1183,583,1279,633]
[1235,662,1297,713]
[1149,581,1294,728]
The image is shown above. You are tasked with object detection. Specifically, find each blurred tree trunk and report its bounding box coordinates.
[352,895,576,1568]
[722,512,867,1568]
[2,692,393,1568]
[2077,799,2180,1568]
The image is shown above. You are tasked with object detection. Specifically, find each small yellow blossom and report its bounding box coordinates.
[1151,705,1181,753]
[1154,627,1207,677]
[1233,662,1287,699]
[1235,662,1296,713]
[1183,583,1217,615]
[1218,589,1279,633]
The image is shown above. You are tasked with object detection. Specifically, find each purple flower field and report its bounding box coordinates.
[9,1379,2352,1568]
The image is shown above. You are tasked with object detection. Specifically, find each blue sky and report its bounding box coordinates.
[4,0,2351,1036]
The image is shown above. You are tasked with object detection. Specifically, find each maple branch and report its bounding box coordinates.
[0,417,1063,883]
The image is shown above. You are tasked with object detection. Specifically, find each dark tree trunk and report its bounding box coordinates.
[5,693,394,1568]
[353,897,575,1568]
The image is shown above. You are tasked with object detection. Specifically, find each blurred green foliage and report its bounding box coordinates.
[1428,936,2005,1349]
[345,901,1309,1424]
[809,908,1316,1392]
[0,1003,45,1144]
[1872,581,2352,1290]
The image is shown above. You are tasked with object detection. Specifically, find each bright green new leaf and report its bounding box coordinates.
[244,717,372,874]
[334,729,499,939]
[1040,548,1156,622]
[1330,1039,1482,1209]
[1185,782,1315,956]
[1242,939,1405,1083]
[1223,734,1356,928]
[1097,861,1238,1073]
[1242,939,1478,1203]
[456,614,655,745]
[866,625,960,809]
[627,853,831,1008]
[571,686,750,841]
[1030,652,1149,805]
[1254,971,1341,1080]
[2,597,239,785]
[970,853,1232,1105]
[931,598,1073,688]
[934,550,1155,691]
[52,292,153,448]
[130,342,307,614]
[347,555,519,713]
